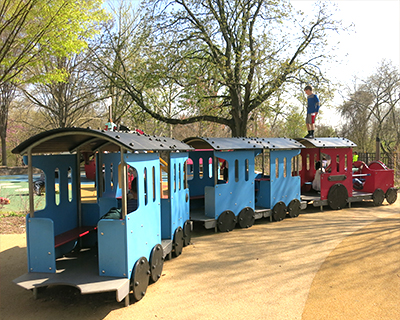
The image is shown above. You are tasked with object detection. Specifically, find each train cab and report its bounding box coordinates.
[183,137,262,232]
[253,137,306,220]
[11,128,192,305]
[295,137,355,210]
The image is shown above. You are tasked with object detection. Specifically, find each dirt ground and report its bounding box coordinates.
[1,197,399,320]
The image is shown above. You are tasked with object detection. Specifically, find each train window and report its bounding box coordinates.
[306,154,310,171]
[144,168,148,205]
[55,168,60,206]
[245,159,249,181]
[152,166,156,202]
[275,158,279,178]
[344,154,348,171]
[219,159,229,182]
[184,160,189,188]
[68,166,73,202]
[208,157,213,178]
[336,155,340,172]
[187,158,193,181]
[291,155,300,177]
[179,163,182,190]
[174,163,177,192]
[110,163,114,190]
[283,158,287,178]
[199,158,203,179]
[235,159,239,182]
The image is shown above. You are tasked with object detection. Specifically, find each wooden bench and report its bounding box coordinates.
[190,195,205,200]
[54,226,97,248]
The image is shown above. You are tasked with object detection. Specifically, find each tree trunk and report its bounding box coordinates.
[1,134,6,166]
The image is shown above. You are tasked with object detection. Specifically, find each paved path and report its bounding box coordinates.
[1,198,399,320]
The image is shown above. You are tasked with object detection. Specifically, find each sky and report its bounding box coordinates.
[290,0,400,125]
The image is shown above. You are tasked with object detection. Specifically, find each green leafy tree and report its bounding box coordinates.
[96,0,346,137]
[0,0,107,165]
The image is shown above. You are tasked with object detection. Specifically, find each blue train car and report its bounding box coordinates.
[183,137,262,231]
[253,138,306,220]
[12,128,192,305]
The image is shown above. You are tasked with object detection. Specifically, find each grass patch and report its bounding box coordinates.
[0,212,26,218]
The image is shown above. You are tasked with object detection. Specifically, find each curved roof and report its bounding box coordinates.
[183,137,263,150]
[183,137,304,150]
[12,128,192,155]
[295,137,357,148]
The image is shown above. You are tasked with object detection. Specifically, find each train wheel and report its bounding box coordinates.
[149,244,164,283]
[183,220,192,247]
[385,187,397,205]
[172,227,184,257]
[238,207,255,228]
[272,202,286,221]
[327,183,348,210]
[217,210,237,232]
[373,188,385,206]
[287,199,301,218]
[131,257,150,302]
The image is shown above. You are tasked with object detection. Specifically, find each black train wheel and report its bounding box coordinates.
[272,201,287,221]
[183,220,192,246]
[385,187,398,205]
[287,199,301,218]
[238,207,255,228]
[131,257,150,302]
[217,210,237,232]
[149,244,164,283]
[373,188,385,206]
[172,227,184,257]
[327,183,348,210]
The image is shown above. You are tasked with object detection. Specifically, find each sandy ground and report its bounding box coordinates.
[1,198,399,320]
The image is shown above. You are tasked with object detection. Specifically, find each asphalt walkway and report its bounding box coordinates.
[0,197,399,320]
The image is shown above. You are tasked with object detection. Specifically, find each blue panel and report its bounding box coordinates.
[270,149,301,207]
[169,152,190,239]
[205,150,255,219]
[31,154,78,236]
[99,153,121,198]
[26,215,56,273]
[124,152,162,279]
[81,203,101,226]
[256,179,271,208]
[98,197,118,218]
[187,151,214,197]
[161,199,171,239]
[98,219,128,277]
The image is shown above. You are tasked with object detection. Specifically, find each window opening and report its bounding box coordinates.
[184,160,188,189]
[336,155,340,172]
[245,159,249,181]
[174,163,177,192]
[144,168,148,205]
[235,159,239,182]
[179,163,182,190]
[199,158,203,179]
[152,166,156,202]
[275,158,279,178]
[68,166,73,202]
[283,158,287,178]
[110,163,114,190]
[55,168,60,206]
[128,171,139,213]
[208,157,213,178]
[187,158,193,181]
[306,154,310,171]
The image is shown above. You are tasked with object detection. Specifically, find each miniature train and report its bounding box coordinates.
[12,128,397,306]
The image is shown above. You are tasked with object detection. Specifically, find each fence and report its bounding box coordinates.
[358,152,400,187]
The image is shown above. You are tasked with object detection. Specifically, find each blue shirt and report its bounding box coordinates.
[307,94,320,114]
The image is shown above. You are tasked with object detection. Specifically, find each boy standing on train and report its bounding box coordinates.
[304,85,320,138]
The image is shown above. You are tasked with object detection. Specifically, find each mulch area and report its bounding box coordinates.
[0,216,26,234]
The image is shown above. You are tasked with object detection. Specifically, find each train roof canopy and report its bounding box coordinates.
[254,137,305,150]
[183,137,263,150]
[12,127,193,155]
[184,137,305,150]
[295,137,357,148]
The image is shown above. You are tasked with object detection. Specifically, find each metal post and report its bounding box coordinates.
[120,148,127,219]
[28,149,34,218]
[76,149,82,227]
